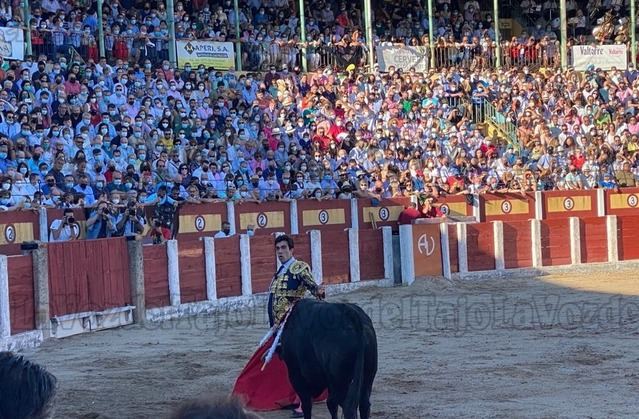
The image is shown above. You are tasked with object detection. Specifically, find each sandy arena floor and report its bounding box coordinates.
[23,269,639,418]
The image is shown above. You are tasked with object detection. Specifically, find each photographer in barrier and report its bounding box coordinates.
[115,201,145,238]
[86,201,117,240]
[49,208,77,242]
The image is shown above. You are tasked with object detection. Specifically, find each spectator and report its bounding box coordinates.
[116,201,145,237]
[49,207,76,241]
[86,201,118,239]
[214,220,233,238]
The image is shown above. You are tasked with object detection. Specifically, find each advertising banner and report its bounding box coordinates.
[176,40,235,70]
[572,45,627,71]
[376,46,429,72]
[0,27,24,60]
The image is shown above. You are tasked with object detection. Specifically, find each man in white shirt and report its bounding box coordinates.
[49,208,76,241]
[214,221,233,238]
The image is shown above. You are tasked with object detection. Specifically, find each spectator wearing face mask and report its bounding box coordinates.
[214,220,233,238]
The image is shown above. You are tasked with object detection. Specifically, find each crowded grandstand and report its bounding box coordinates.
[0,0,635,240]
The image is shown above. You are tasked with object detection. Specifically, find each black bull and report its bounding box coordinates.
[280,299,378,419]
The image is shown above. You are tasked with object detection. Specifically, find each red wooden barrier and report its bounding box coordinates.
[8,255,35,334]
[448,225,459,273]
[540,219,571,266]
[48,240,90,316]
[48,238,130,316]
[0,210,39,255]
[358,229,385,280]
[580,217,608,264]
[178,240,206,303]
[617,215,639,261]
[467,223,495,271]
[215,236,242,298]
[176,202,228,241]
[411,224,442,277]
[86,239,131,311]
[503,221,532,269]
[143,245,170,308]
[290,234,312,269]
[321,230,350,284]
[47,208,87,240]
[480,193,535,222]
[543,190,597,219]
[605,188,639,216]
[234,201,291,235]
[297,199,351,233]
[250,235,276,294]
[358,197,411,231]
[436,195,473,218]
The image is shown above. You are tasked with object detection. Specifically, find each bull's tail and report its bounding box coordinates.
[343,333,365,419]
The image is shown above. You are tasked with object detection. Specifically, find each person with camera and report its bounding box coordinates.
[115,201,145,238]
[86,201,117,239]
[49,208,77,242]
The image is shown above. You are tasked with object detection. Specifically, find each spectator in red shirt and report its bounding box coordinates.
[398,202,422,225]
[422,197,445,218]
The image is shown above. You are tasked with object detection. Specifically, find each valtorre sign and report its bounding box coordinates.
[572,45,627,71]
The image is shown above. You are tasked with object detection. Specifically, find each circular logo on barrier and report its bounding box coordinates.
[70,222,81,239]
[501,200,512,214]
[194,215,206,232]
[440,204,450,216]
[417,234,435,256]
[318,210,329,225]
[563,197,575,211]
[378,207,390,221]
[256,212,268,228]
[628,194,638,208]
[4,224,15,243]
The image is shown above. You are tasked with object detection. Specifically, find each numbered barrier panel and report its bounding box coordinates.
[605,188,639,216]
[235,201,291,235]
[178,240,206,304]
[358,229,386,280]
[411,224,443,277]
[8,255,35,334]
[321,230,350,284]
[143,244,170,309]
[580,217,607,264]
[297,199,351,233]
[47,208,87,240]
[176,202,228,240]
[250,235,276,294]
[617,215,639,261]
[436,195,473,218]
[467,223,495,272]
[543,190,598,219]
[448,224,459,273]
[214,236,242,298]
[0,210,39,255]
[503,221,532,269]
[481,193,535,222]
[540,219,571,266]
[358,197,411,231]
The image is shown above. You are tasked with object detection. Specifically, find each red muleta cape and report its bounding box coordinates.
[232,336,328,411]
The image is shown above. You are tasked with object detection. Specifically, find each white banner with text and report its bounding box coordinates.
[572,45,627,71]
[376,46,429,72]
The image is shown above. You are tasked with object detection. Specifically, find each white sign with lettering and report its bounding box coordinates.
[571,45,627,71]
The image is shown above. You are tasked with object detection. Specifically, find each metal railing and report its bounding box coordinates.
[483,99,521,151]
